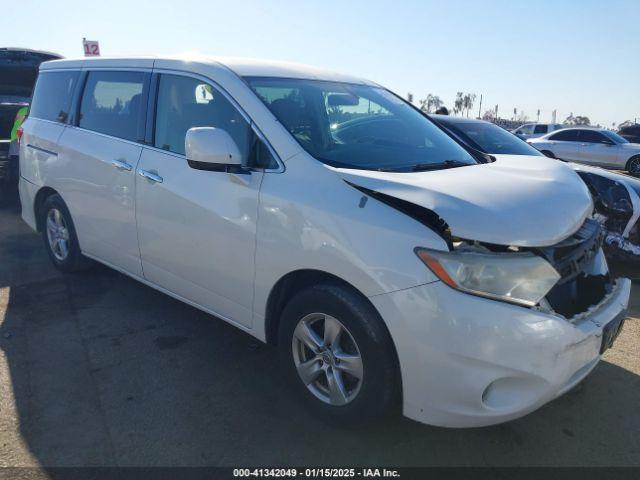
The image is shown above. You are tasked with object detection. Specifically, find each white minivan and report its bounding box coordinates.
[19,56,631,428]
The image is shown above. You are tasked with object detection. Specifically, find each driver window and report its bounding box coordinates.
[154,74,251,158]
[580,130,607,144]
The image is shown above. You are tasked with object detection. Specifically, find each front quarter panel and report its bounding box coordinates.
[252,153,445,338]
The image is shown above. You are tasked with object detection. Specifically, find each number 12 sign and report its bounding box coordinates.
[83,39,100,57]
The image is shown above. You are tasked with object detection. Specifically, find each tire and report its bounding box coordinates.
[540,150,556,159]
[40,194,93,272]
[626,155,640,177]
[278,283,399,424]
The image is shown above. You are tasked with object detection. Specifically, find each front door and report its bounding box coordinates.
[577,130,618,168]
[135,73,261,328]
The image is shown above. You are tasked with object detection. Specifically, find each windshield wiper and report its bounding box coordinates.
[410,160,472,172]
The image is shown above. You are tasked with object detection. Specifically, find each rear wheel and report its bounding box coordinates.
[278,284,399,424]
[40,194,93,272]
[626,156,640,176]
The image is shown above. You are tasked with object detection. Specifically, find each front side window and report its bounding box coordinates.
[154,74,251,159]
[29,70,80,123]
[246,77,476,172]
[580,130,609,144]
[533,125,547,134]
[79,71,146,142]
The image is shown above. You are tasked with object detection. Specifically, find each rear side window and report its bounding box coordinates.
[79,71,146,142]
[154,74,251,159]
[29,71,80,123]
[550,130,579,141]
[533,125,547,134]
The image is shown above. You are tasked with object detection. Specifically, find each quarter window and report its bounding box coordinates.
[79,71,146,142]
[154,74,251,159]
[29,71,80,123]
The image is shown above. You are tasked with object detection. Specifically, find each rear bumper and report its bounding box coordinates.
[18,175,38,230]
[370,277,631,428]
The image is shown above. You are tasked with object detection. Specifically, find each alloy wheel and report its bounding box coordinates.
[291,313,363,406]
[46,208,70,261]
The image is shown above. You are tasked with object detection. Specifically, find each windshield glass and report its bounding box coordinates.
[603,130,629,144]
[246,77,476,171]
[441,120,543,156]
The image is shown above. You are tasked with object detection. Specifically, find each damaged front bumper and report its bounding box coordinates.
[370,276,631,428]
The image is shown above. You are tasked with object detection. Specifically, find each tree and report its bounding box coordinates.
[419,94,443,113]
[517,111,529,122]
[564,114,591,126]
[619,120,637,129]
[482,109,496,121]
[463,93,476,117]
[454,92,464,116]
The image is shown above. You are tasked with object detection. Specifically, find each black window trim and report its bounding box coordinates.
[147,68,284,173]
[73,67,152,145]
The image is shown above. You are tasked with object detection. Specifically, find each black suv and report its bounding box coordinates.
[1,48,62,203]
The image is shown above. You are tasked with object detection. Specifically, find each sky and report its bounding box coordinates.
[4,0,639,127]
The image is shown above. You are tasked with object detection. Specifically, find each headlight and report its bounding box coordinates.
[415,247,561,306]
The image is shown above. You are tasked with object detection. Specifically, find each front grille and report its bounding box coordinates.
[536,218,609,318]
[537,218,603,285]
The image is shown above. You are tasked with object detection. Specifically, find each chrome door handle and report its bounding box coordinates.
[111,159,133,171]
[138,169,163,183]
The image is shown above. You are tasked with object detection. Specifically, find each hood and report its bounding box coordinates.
[335,155,593,247]
[620,142,640,150]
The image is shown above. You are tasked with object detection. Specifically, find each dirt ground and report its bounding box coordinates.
[0,196,638,468]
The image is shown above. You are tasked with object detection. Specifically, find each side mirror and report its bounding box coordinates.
[185,127,245,171]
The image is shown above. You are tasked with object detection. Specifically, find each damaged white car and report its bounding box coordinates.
[431,115,640,280]
[20,56,630,428]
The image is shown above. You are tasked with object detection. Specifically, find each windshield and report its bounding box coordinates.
[603,130,629,144]
[246,77,477,171]
[440,120,543,156]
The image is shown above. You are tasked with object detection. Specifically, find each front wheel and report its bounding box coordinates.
[40,194,93,272]
[278,284,399,424]
[626,156,640,177]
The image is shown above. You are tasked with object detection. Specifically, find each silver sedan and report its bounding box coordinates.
[528,128,640,174]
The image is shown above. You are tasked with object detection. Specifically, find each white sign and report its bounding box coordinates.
[82,39,100,57]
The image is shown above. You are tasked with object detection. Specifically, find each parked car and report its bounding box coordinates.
[0,48,62,204]
[528,127,640,174]
[20,56,630,428]
[431,115,640,276]
[512,122,563,140]
[618,123,640,144]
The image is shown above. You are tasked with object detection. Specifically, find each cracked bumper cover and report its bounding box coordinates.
[370,277,631,428]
